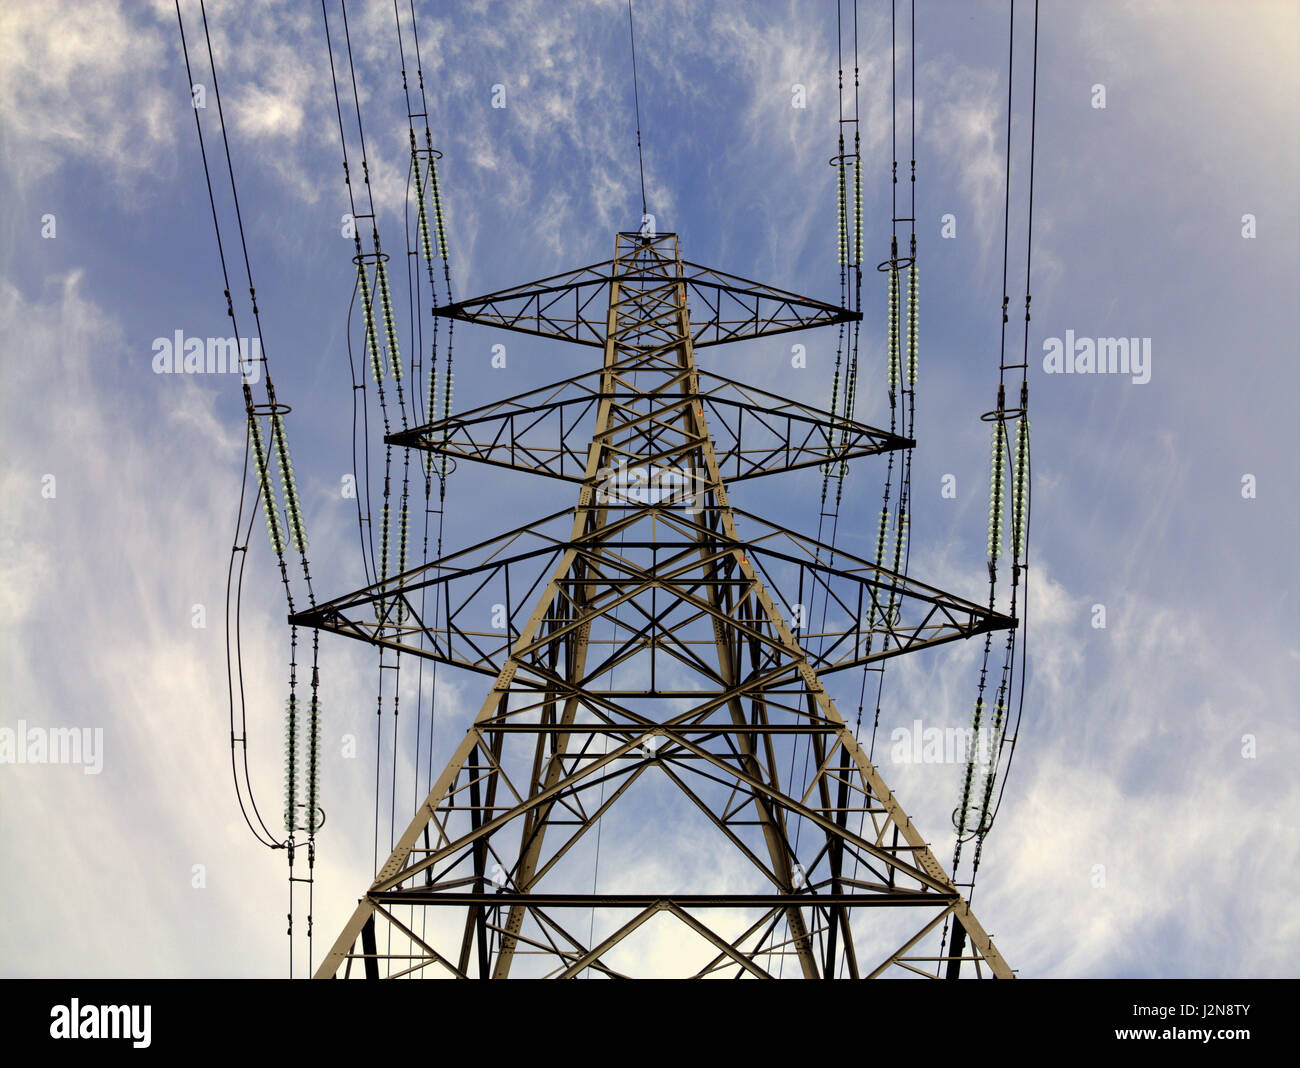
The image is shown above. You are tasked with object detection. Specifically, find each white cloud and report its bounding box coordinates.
[0,1,174,191]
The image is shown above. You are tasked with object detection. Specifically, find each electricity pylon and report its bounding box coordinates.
[297,231,1016,978]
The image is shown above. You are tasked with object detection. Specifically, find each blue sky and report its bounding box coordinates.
[1,0,1297,978]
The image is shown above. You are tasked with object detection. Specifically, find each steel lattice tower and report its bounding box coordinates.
[297,231,1015,978]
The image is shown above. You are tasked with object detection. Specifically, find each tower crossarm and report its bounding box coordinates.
[432,233,860,348]
[387,368,911,483]
[289,497,1014,684]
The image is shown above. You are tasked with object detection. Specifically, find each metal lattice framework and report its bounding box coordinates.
[298,232,1016,978]
[387,372,911,484]
[430,253,860,348]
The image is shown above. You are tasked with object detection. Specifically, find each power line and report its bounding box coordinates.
[176,0,326,977]
[628,0,648,219]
